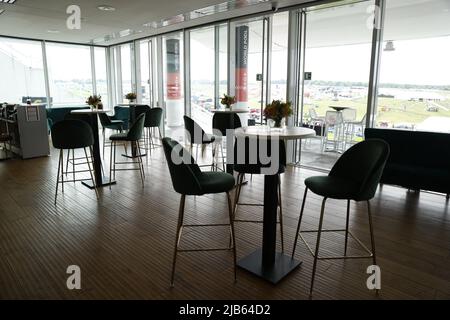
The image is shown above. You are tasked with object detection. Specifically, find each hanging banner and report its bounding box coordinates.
[235,25,249,109]
[166,38,183,126]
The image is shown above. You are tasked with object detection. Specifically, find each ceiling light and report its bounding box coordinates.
[47,29,60,33]
[384,40,395,52]
[97,5,115,11]
[0,0,16,4]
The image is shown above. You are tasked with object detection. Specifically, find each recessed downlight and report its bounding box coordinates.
[47,29,60,34]
[97,5,116,11]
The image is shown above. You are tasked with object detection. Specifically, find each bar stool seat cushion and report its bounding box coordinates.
[109,132,128,141]
[197,171,235,194]
[305,176,359,200]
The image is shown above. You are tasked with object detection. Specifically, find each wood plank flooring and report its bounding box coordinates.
[0,143,449,299]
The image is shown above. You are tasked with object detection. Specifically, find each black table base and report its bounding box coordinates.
[82,176,116,189]
[237,249,302,284]
[237,174,302,284]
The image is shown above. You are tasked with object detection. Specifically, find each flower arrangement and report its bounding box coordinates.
[86,95,102,109]
[220,94,236,109]
[125,92,137,102]
[263,100,293,128]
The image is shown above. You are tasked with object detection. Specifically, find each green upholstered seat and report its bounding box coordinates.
[99,112,123,131]
[162,137,235,196]
[145,107,163,128]
[183,115,215,145]
[51,120,94,150]
[46,106,90,129]
[109,113,145,142]
[212,112,242,136]
[306,139,390,201]
[111,106,130,130]
[305,176,359,200]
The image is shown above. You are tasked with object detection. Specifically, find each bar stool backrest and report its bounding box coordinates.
[98,112,113,127]
[342,108,357,122]
[145,107,163,128]
[162,137,202,195]
[212,112,242,136]
[183,115,208,144]
[325,110,343,125]
[127,113,146,141]
[51,120,94,150]
[329,139,390,201]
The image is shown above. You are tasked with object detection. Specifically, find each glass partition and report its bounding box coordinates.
[46,43,93,107]
[375,0,450,133]
[0,37,46,105]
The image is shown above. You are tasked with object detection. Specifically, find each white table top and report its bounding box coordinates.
[210,108,248,113]
[235,126,316,140]
[71,109,110,114]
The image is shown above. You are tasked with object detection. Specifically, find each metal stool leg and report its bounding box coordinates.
[309,197,327,297]
[226,191,237,282]
[171,194,186,287]
[109,141,114,189]
[54,149,63,205]
[344,200,350,256]
[84,147,99,199]
[292,188,308,258]
[367,200,377,266]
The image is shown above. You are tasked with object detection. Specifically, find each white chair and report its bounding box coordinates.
[323,110,345,152]
[346,114,366,146]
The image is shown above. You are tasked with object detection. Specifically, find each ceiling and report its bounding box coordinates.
[0,0,263,45]
[1,0,449,47]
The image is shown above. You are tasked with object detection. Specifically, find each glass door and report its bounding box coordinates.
[296,0,375,171]
[230,17,269,125]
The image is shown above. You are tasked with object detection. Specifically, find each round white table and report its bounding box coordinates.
[234,125,315,284]
[70,109,116,188]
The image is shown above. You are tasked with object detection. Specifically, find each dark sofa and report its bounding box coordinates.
[365,128,450,196]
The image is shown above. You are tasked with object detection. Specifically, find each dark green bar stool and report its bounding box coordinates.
[51,120,99,204]
[291,139,390,297]
[109,113,146,188]
[212,112,242,171]
[144,107,163,155]
[183,115,216,167]
[162,137,237,286]
[98,112,124,158]
[233,137,286,251]
[63,113,96,183]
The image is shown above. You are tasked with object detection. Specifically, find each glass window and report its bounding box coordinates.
[46,43,93,107]
[271,12,289,101]
[94,47,108,107]
[0,37,46,105]
[190,26,215,132]
[139,40,151,105]
[298,1,374,170]
[218,24,228,104]
[120,44,133,102]
[376,0,450,133]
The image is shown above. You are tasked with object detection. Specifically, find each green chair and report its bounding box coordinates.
[144,107,163,155]
[292,139,389,297]
[63,113,95,182]
[183,115,216,166]
[51,120,99,204]
[162,137,237,286]
[109,113,146,188]
[233,137,286,252]
[98,112,124,158]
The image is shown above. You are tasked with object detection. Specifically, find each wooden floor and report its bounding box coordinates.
[0,143,449,300]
